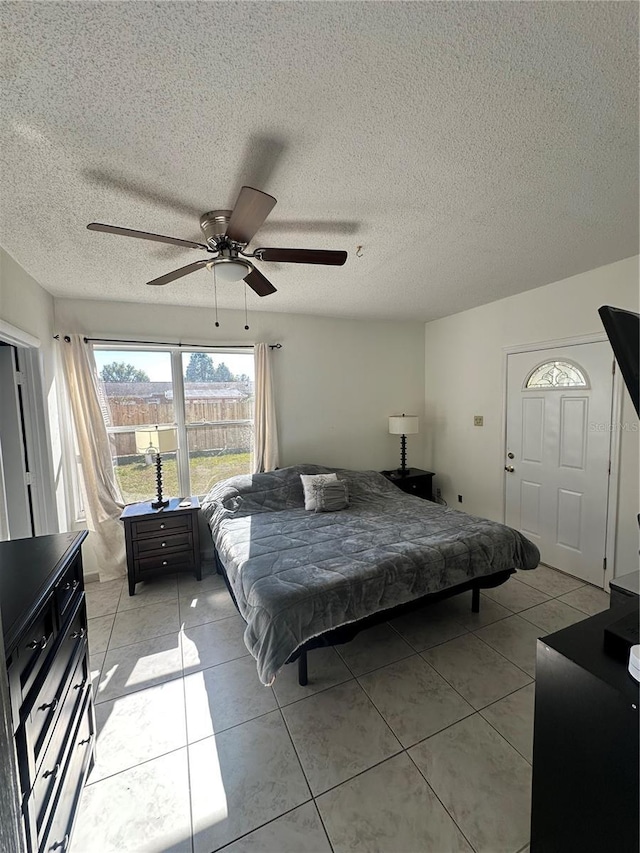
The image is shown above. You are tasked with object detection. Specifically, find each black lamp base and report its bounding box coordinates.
[151,451,169,509]
[396,434,409,476]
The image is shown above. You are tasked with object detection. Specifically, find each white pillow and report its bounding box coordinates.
[300,473,338,511]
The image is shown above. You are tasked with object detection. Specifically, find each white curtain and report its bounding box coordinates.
[60,335,126,581]
[253,343,279,472]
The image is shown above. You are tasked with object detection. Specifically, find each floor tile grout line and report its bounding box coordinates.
[179,665,196,853]
[404,748,480,853]
[466,629,538,681]
[211,798,318,853]
[478,708,533,767]
[84,742,188,788]
[275,706,316,805]
[416,645,534,715]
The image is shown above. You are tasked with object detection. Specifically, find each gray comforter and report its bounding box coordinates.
[201,465,540,685]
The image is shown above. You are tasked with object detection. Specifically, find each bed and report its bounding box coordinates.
[201,464,540,686]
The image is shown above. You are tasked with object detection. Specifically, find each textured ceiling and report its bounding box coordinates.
[0,2,637,322]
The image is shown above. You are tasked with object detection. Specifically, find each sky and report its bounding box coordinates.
[93,349,254,381]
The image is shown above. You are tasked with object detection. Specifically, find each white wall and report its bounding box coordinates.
[424,255,640,579]
[54,298,426,472]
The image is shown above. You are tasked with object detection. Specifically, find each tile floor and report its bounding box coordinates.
[71,564,609,853]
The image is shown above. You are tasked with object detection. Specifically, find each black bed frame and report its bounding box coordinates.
[213,548,514,686]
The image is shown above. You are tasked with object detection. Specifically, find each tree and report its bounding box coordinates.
[185,353,216,382]
[100,362,150,382]
[212,362,233,382]
[185,354,238,382]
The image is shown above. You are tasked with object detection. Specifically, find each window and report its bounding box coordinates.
[93,347,254,504]
[525,360,589,389]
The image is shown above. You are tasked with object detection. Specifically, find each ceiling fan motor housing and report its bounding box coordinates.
[200,210,233,246]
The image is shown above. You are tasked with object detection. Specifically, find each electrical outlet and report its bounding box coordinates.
[474,415,483,426]
[458,494,463,503]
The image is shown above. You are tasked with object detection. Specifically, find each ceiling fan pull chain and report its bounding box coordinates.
[244,285,250,331]
[213,264,220,328]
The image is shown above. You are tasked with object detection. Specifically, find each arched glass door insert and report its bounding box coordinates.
[524,360,589,389]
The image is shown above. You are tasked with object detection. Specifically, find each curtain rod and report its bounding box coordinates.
[54,335,282,350]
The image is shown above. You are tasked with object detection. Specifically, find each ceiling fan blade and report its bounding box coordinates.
[87,222,208,251]
[257,247,347,266]
[146,259,210,286]
[244,267,277,297]
[225,186,277,244]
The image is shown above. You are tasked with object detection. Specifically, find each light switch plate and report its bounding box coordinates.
[474,415,484,426]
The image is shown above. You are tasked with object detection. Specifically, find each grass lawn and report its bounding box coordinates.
[115,453,251,503]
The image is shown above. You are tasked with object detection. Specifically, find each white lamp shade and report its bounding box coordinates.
[135,427,178,454]
[388,415,419,435]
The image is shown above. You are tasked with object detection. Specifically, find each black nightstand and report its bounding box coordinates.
[381,468,435,501]
[120,497,201,596]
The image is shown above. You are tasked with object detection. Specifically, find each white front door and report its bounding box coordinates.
[505,342,613,587]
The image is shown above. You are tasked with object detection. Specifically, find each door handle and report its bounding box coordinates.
[505,466,515,473]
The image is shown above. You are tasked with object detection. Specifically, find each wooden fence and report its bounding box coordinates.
[107,397,254,458]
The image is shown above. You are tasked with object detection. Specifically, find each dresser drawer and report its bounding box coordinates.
[30,651,89,837]
[136,550,194,575]
[132,514,191,539]
[25,601,87,772]
[133,530,193,557]
[16,601,56,701]
[38,688,94,853]
[54,556,83,623]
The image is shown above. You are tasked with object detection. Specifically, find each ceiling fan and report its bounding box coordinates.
[87,186,348,296]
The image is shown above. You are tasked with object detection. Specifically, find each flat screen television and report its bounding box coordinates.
[598,305,640,418]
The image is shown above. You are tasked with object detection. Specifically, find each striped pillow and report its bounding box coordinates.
[314,480,349,512]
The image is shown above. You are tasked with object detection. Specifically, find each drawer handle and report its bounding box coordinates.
[40,696,59,713]
[71,627,87,641]
[27,635,48,651]
[160,523,166,529]
[52,833,70,851]
[161,542,167,547]
[63,579,79,592]
[162,560,168,566]
[78,736,92,746]
[43,762,61,780]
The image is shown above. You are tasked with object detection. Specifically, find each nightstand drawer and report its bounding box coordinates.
[136,551,194,575]
[133,531,193,557]
[132,514,191,539]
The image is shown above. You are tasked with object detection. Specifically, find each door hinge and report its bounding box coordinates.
[603,556,607,572]
[612,360,616,375]
[24,472,33,486]
[15,370,24,385]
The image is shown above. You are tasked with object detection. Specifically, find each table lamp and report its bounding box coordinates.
[135,426,178,509]
[388,414,419,476]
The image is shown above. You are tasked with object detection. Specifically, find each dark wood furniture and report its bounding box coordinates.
[120,497,201,596]
[530,600,639,853]
[609,570,640,609]
[380,467,435,501]
[0,531,94,853]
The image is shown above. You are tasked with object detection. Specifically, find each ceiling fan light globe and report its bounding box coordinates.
[212,259,252,282]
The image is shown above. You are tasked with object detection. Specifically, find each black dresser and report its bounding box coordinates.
[0,532,94,853]
[531,600,639,852]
